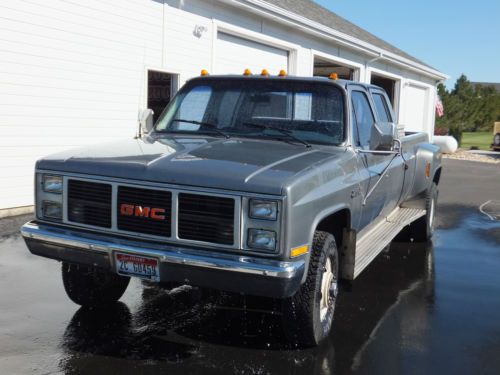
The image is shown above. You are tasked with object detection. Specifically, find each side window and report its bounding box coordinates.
[372,93,393,123]
[351,91,375,148]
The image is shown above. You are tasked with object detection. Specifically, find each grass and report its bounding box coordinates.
[461,132,492,150]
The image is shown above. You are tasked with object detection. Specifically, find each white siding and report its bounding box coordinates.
[0,0,164,209]
[214,32,288,75]
[0,0,440,210]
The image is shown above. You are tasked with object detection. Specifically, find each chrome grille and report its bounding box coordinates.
[178,193,235,245]
[67,180,112,228]
[64,178,238,247]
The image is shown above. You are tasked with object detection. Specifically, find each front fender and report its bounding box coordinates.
[297,204,352,284]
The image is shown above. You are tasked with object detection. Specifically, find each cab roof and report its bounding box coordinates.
[187,74,380,91]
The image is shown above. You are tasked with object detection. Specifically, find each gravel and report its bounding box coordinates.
[442,150,500,164]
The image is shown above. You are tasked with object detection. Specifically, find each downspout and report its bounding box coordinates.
[364,53,383,82]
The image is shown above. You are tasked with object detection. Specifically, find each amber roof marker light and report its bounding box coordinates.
[243,68,253,76]
[278,69,288,77]
[200,69,209,76]
[261,69,270,76]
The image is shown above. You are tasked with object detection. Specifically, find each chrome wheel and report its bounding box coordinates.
[320,257,338,322]
[429,195,436,230]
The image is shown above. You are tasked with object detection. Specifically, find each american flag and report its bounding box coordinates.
[436,96,444,117]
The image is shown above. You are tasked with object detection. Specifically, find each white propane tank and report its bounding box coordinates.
[433,135,458,154]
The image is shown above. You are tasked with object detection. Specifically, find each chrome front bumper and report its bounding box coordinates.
[21,221,305,298]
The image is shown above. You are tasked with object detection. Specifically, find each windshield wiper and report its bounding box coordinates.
[165,119,230,139]
[243,122,311,148]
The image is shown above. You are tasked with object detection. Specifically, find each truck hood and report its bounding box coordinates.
[37,135,344,195]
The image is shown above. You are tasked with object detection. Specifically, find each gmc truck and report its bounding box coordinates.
[22,74,442,347]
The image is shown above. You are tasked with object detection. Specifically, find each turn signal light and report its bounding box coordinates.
[200,69,209,76]
[329,73,339,80]
[291,245,309,258]
[261,69,270,76]
[278,69,287,77]
[243,68,252,76]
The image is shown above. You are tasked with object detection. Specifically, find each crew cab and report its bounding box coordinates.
[22,74,442,347]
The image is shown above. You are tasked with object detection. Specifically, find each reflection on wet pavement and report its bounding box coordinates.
[55,241,434,375]
[1,209,499,374]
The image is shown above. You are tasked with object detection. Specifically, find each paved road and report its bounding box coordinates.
[468,150,500,159]
[0,159,499,375]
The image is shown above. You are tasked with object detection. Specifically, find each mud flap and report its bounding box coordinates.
[340,228,357,281]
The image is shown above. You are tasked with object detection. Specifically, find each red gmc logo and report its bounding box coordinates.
[120,204,166,221]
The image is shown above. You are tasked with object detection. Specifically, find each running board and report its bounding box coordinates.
[353,207,426,279]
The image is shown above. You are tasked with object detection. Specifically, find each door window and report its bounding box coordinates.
[351,91,375,148]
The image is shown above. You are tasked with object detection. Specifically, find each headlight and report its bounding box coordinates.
[249,200,278,220]
[43,174,63,194]
[247,229,277,252]
[42,201,62,220]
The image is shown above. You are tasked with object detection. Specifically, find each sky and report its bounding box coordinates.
[315,0,500,89]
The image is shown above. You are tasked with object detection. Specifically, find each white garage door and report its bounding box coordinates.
[215,33,289,75]
[403,84,429,133]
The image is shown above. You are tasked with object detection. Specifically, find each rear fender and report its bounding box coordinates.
[409,143,442,198]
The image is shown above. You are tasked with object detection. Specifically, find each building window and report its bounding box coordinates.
[314,56,356,80]
[370,74,396,106]
[147,70,178,120]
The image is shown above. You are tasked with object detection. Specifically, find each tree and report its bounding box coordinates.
[436,74,500,144]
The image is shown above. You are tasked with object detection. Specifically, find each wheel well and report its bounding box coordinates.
[433,167,442,186]
[316,209,351,249]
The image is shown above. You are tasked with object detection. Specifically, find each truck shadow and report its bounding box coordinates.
[60,241,434,374]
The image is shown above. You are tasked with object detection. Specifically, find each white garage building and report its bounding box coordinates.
[0,0,447,215]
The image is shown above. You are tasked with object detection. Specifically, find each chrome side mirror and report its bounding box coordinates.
[370,122,398,151]
[138,109,154,136]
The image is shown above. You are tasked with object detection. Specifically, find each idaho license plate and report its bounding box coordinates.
[115,253,160,282]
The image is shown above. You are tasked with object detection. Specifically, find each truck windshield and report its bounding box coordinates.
[154,79,345,146]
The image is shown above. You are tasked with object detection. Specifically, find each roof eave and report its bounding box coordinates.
[217,0,449,81]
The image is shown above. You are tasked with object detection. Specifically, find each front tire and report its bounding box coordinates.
[281,231,339,347]
[62,263,130,306]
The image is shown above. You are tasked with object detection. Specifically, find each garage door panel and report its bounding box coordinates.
[215,32,289,75]
[404,85,428,133]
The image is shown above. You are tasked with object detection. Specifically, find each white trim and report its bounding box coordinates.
[143,67,181,111]
[217,0,448,81]
[366,67,403,84]
[310,49,365,81]
[215,20,301,52]
[214,20,301,74]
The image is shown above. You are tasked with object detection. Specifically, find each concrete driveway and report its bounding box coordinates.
[0,159,499,375]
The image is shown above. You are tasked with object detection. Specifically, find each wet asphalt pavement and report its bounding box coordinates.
[1,159,499,375]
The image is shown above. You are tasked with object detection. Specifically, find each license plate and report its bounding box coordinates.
[115,253,160,282]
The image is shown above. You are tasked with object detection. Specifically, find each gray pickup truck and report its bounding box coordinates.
[22,75,442,347]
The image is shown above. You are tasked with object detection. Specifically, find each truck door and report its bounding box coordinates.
[369,88,406,217]
[350,87,387,229]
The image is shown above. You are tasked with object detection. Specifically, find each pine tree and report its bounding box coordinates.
[435,74,500,144]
